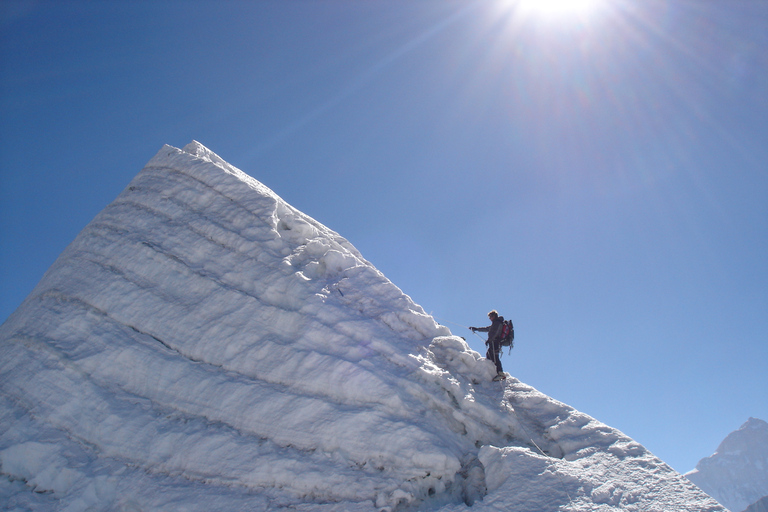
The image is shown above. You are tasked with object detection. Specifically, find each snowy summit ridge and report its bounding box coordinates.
[687,418,768,512]
[1,142,725,511]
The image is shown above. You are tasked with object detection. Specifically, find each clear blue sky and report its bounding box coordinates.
[1,0,766,474]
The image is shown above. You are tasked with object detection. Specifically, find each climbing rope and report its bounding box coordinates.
[431,314,488,343]
[432,314,576,506]
[506,396,576,508]
[431,315,470,332]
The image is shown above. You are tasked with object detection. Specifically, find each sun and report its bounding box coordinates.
[516,0,604,17]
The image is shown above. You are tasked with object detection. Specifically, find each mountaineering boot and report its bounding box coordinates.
[492,372,506,381]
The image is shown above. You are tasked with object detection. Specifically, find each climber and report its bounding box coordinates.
[470,310,506,381]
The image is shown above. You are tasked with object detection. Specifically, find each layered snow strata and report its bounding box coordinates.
[0,142,728,512]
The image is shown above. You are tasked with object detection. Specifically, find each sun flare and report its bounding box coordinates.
[516,0,604,17]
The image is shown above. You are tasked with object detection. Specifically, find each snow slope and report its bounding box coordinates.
[1,142,725,511]
[687,418,768,512]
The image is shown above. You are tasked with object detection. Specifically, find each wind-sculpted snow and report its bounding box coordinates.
[0,142,726,511]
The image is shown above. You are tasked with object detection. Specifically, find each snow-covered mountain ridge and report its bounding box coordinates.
[0,142,725,511]
[687,418,768,512]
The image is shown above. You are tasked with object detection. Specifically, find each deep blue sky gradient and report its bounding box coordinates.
[2,0,767,474]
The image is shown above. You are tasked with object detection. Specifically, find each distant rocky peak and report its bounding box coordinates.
[687,418,768,512]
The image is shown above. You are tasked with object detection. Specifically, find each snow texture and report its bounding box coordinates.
[1,142,726,511]
[687,418,768,512]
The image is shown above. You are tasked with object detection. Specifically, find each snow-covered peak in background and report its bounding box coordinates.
[744,497,768,512]
[1,143,725,511]
[687,418,768,512]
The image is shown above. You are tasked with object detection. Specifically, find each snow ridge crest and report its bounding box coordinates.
[0,142,727,512]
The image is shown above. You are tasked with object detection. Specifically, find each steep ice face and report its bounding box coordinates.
[0,142,726,511]
[687,418,768,512]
